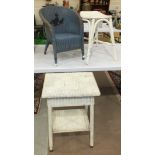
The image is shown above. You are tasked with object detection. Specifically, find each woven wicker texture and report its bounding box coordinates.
[52,109,89,133]
[47,97,94,107]
[39,5,84,64]
[42,72,100,98]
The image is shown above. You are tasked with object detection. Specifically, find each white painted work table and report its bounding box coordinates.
[80,11,117,64]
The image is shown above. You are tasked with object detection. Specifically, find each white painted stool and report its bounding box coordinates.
[80,11,117,64]
[41,72,100,151]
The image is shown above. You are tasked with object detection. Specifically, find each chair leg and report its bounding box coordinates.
[81,48,85,60]
[53,50,57,65]
[44,42,50,55]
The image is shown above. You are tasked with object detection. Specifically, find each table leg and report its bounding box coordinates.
[48,105,53,151]
[90,103,94,147]
[85,105,88,114]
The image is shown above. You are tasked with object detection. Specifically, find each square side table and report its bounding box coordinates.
[42,72,100,151]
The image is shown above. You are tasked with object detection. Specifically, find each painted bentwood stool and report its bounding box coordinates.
[41,72,100,151]
[80,11,117,64]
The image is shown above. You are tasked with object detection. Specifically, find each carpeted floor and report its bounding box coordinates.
[108,71,121,94]
[34,73,45,114]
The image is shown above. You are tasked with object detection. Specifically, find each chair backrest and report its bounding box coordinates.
[39,5,81,34]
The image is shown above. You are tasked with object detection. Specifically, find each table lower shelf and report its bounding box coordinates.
[52,109,90,133]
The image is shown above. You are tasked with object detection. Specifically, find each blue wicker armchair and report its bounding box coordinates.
[39,5,84,64]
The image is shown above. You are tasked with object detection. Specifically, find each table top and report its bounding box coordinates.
[80,11,111,19]
[34,44,121,73]
[42,72,100,98]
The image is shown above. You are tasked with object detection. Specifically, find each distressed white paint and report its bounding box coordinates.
[52,109,90,133]
[42,72,100,151]
[42,72,100,98]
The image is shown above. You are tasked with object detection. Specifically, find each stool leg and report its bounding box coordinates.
[48,106,53,151]
[86,19,95,64]
[94,27,99,47]
[109,18,117,61]
[90,104,94,147]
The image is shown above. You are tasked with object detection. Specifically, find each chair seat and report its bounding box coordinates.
[55,33,82,52]
[55,33,80,40]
